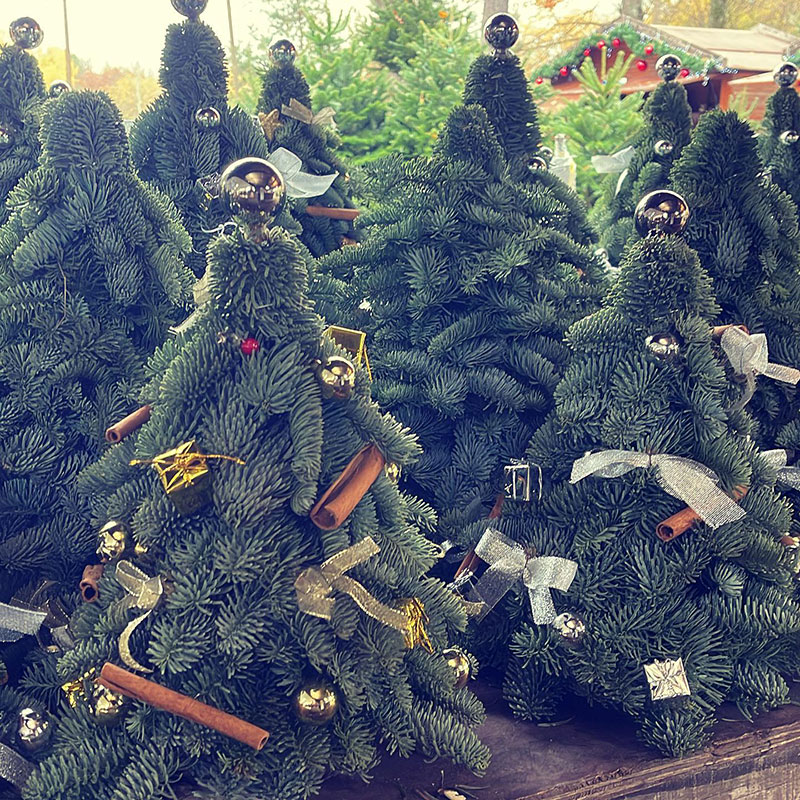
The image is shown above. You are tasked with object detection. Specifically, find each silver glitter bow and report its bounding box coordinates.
[720,327,800,410]
[114,560,163,674]
[591,145,635,174]
[762,449,800,491]
[465,528,577,624]
[0,602,46,642]
[571,450,746,529]
[0,742,33,790]
[281,98,336,128]
[267,147,338,199]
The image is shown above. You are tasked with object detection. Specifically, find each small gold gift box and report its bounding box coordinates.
[323,326,372,380]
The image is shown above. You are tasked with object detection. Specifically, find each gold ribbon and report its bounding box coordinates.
[258,108,282,140]
[294,537,408,631]
[280,98,336,128]
[396,597,433,652]
[130,440,245,496]
[115,560,163,674]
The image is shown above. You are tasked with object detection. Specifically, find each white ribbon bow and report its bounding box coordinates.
[592,145,635,174]
[267,147,338,199]
[281,98,336,128]
[0,602,46,642]
[466,528,577,624]
[762,449,800,491]
[571,450,746,529]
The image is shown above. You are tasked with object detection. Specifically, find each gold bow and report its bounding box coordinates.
[295,537,408,631]
[130,440,245,496]
[258,109,282,141]
[115,560,163,674]
[280,98,336,128]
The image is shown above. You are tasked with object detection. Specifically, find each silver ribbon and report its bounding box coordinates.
[280,98,336,128]
[267,147,338,199]
[466,528,577,624]
[571,450,746,529]
[0,602,47,642]
[720,327,800,409]
[762,449,800,491]
[592,145,635,174]
[0,742,33,790]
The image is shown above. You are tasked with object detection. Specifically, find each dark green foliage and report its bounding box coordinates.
[131,19,269,277]
[671,111,800,447]
[481,232,800,756]
[23,213,489,799]
[598,80,692,265]
[760,86,800,209]
[0,44,46,226]
[258,60,359,257]
[320,104,606,545]
[0,89,192,599]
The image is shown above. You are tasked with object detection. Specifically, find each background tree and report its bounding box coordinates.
[23,159,489,800]
[478,194,800,758]
[597,54,692,266]
[0,88,191,608]
[131,2,268,277]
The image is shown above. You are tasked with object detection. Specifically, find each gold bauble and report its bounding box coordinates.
[17,708,51,752]
[315,356,356,400]
[385,462,401,484]
[443,648,471,690]
[88,684,127,726]
[293,680,338,724]
[97,520,131,561]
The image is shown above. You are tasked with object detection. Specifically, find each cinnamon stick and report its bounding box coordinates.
[489,493,505,519]
[656,486,748,542]
[80,564,104,603]
[710,324,749,341]
[454,550,479,580]
[97,663,269,750]
[105,405,151,443]
[305,206,360,221]
[310,444,385,530]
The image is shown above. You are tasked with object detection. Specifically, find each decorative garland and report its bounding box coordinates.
[533,22,721,85]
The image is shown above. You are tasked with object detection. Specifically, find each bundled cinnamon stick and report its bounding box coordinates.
[80,564,104,602]
[105,405,151,443]
[97,663,269,750]
[305,206,359,221]
[657,486,748,542]
[310,444,385,530]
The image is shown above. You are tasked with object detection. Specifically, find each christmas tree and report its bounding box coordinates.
[462,14,595,248]
[321,102,606,552]
[0,18,46,227]
[22,158,489,800]
[0,88,192,606]
[463,190,800,757]
[598,54,692,265]
[257,39,360,258]
[760,62,800,209]
[130,0,269,277]
[670,110,800,448]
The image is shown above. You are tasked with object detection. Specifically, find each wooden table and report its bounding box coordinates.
[317,678,800,800]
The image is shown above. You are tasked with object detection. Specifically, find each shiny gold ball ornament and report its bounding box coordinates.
[195,106,221,129]
[9,17,43,50]
[48,80,71,98]
[0,124,13,148]
[528,156,548,172]
[385,462,401,484]
[484,13,519,56]
[171,0,207,20]
[270,39,297,65]
[773,61,799,88]
[780,130,799,146]
[293,680,339,724]
[314,356,356,400]
[220,157,285,226]
[442,648,471,690]
[634,190,689,237]
[552,611,587,648]
[653,139,674,156]
[87,684,127,726]
[645,333,681,360]
[656,54,682,81]
[17,708,52,752]
[97,519,131,561]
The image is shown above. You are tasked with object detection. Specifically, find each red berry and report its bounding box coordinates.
[535,76,544,84]
[612,37,621,47]
[584,47,591,56]
[636,60,647,71]
[597,39,605,48]
[679,68,690,78]
[240,337,260,355]
[560,66,569,76]
[645,44,654,54]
